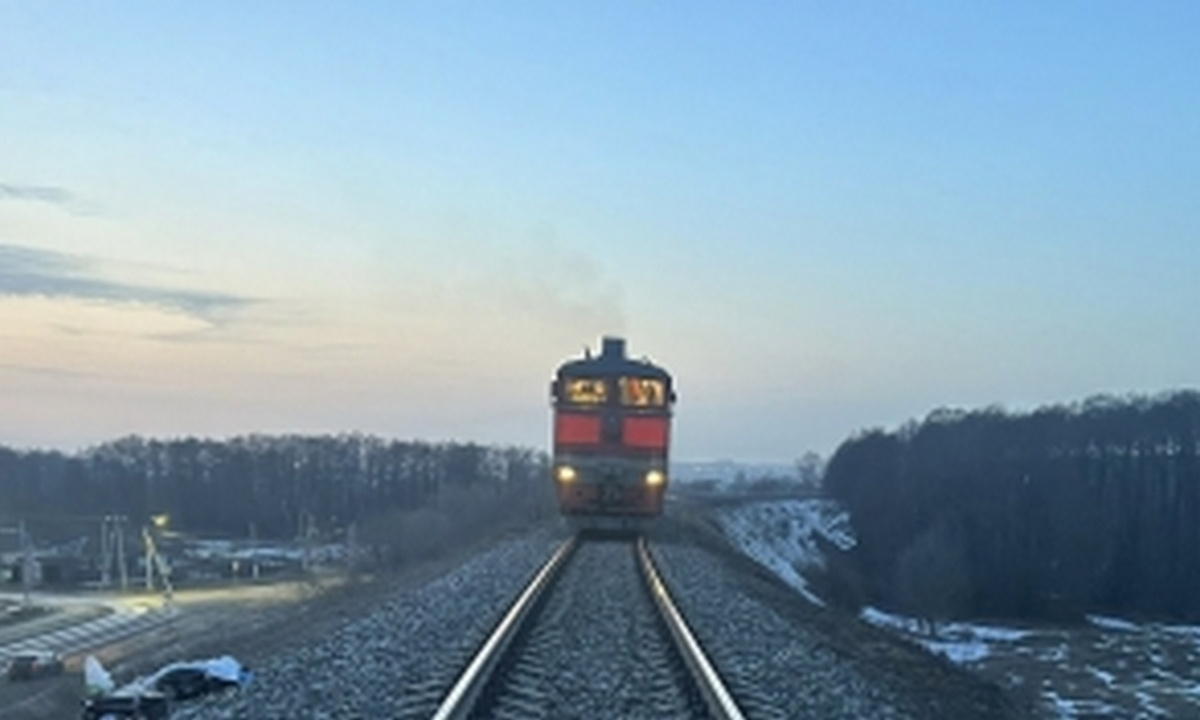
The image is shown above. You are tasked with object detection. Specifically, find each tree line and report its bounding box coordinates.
[824,391,1200,623]
[0,435,554,561]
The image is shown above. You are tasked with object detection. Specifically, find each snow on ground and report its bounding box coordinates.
[860,607,1200,718]
[1162,622,1200,656]
[716,498,854,605]
[862,594,1200,717]
[715,497,1200,719]
[1043,691,1121,719]
[185,539,347,564]
[1086,615,1139,632]
[861,606,1030,665]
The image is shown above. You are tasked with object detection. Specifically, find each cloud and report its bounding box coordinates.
[0,244,254,322]
[0,361,103,380]
[0,183,75,207]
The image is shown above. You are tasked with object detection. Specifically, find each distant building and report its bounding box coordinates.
[3,554,84,588]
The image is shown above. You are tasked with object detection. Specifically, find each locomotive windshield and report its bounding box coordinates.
[563,377,607,405]
[559,376,668,407]
[620,377,666,407]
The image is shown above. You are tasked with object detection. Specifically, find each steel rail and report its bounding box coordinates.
[637,537,747,720]
[431,534,579,720]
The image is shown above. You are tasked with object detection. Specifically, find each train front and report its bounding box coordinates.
[550,337,675,529]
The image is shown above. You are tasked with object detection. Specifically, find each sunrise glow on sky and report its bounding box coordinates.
[2,3,1198,461]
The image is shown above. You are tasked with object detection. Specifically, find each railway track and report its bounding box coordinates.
[432,534,747,720]
[0,604,176,663]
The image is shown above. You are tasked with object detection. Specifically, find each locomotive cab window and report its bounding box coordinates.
[563,377,607,405]
[620,377,666,407]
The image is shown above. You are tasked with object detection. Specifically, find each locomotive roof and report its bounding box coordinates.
[555,337,671,380]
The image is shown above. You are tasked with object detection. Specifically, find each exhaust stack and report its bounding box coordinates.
[601,336,626,359]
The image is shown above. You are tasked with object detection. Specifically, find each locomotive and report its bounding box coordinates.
[550,337,675,528]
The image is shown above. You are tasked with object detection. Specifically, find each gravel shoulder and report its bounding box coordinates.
[172,525,566,719]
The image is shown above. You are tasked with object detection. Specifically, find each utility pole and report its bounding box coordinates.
[100,518,110,588]
[0,522,35,608]
[116,519,128,591]
[300,511,313,574]
[19,520,32,608]
[142,525,173,604]
[1,522,33,607]
[99,516,129,591]
[249,522,260,580]
[144,526,152,592]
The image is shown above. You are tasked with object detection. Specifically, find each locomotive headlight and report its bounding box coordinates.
[556,465,577,483]
[645,470,665,487]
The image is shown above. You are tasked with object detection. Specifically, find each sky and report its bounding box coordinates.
[1,2,1198,462]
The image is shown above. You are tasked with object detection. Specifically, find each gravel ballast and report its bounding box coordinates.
[651,540,911,720]
[172,517,1018,719]
[648,518,1021,720]
[482,539,701,720]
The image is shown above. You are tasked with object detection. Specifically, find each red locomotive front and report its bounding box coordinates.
[550,337,675,528]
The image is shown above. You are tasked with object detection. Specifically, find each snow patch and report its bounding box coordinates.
[1089,667,1117,688]
[716,499,854,605]
[1087,615,1139,632]
[860,606,1031,666]
[1135,689,1167,717]
[926,638,991,664]
[1043,691,1120,719]
[861,607,925,635]
[1161,623,1200,658]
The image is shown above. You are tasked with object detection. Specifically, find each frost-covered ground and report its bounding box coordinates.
[715,498,1200,719]
[715,498,853,604]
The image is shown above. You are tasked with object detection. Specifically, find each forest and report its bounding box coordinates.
[0,435,555,567]
[825,391,1200,623]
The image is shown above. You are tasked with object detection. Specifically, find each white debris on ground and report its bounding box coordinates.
[131,654,251,692]
[84,654,115,696]
[716,498,854,605]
